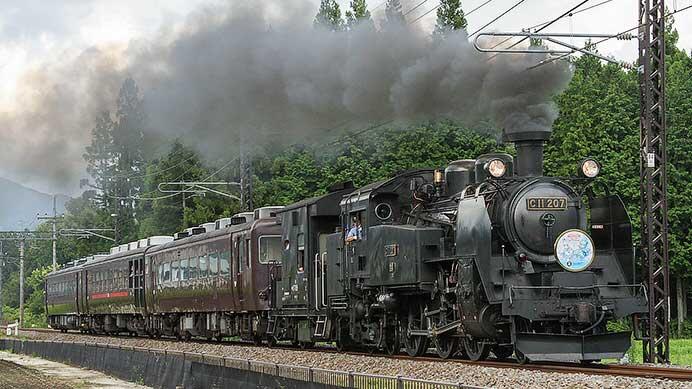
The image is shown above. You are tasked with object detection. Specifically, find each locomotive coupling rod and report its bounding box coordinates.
[429,320,462,337]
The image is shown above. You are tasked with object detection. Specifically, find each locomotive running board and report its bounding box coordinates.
[515,331,632,362]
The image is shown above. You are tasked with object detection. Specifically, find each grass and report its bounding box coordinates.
[624,339,692,366]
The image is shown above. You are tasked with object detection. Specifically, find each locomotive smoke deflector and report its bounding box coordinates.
[503,125,551,177]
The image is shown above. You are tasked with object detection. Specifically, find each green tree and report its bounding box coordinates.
[83,110,116,207]
[137,141,210,236]
[314,0,344,31]
[345,0,372,27]
[111,77,146,243]
[385,0,405,24]
[663,20,692,277]
[434,0,467,34]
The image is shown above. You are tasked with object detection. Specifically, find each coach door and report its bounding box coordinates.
[129,256,146,310]
[234,235,245,302]
[79,271,88,315]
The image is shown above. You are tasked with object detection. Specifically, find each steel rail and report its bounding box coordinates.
[9,327,691,382]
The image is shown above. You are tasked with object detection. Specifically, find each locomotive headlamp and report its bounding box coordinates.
[580,159,600,178]
[554,229,595,272]
[486,159,507,178]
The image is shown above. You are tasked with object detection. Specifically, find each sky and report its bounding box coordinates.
[0,0,689,195]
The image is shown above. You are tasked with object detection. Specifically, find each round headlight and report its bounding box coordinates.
[554,229,595,272]
[486,159,507,178]
[580,159,600,178]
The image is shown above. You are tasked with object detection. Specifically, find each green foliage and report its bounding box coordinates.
[384,0,404,24]
[627,338,692,366]
[435,0,468,33]
[314,0,344,31]
[345,0,372,27]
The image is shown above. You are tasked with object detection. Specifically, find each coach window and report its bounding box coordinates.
[209,253,219,276]
[238,239,245,273]
[180,258,189,281]
[259,236,281,264]
[220,251,230,275]
[172,260,180,282]
[159,263,163,285]
[245,239,251,269]
[199,255,208,278]
[189,257,198,279]
[163,262,171,284]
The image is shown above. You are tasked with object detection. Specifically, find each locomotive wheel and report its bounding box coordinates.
[253,335,263,346]
[404,335,428,357]
[462,337,490,361]
[404,303,427,357]
[266,336,277,348]
[299,341,315,349]
[435,336,458,359]
[492,345,514,360]
[515,348,530,365]
[383,326,401,356]
[216,335,224,343]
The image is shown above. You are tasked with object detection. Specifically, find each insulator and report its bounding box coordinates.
[616,33,634,40]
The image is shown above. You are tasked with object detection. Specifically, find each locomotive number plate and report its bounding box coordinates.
[384,244,399,257]
[527,197,568,211]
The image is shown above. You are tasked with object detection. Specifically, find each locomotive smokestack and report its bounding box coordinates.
[503,126,551,177]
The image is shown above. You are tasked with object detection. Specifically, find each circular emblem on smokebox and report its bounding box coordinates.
[541,213,556,227]
[554,229,595,272]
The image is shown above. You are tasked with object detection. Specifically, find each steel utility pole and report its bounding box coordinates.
[18,240,24,327]
[240,148,253,212]
[639,0,669,364]
[0,230,53,327]
[37,195,62,271]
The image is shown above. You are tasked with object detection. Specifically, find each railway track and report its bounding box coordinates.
[9,327,691,382]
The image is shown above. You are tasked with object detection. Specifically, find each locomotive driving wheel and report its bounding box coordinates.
[403,304,428,357]
[383,322,400,356]
[462,336,490,361]
[434,336,458,359]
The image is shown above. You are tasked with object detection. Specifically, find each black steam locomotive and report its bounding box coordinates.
[46,127,647,363]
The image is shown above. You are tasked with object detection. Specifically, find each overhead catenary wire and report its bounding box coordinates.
[527,3,692,70]
[468,0,529,37]
[486,0,593,61]
[409,0,494,25]
[404,0,430,17]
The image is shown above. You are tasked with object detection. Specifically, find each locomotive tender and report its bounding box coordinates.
[46,127,647,363]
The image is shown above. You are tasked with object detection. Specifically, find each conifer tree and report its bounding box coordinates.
[314,0,344,31]
[345,0,372,27]
[434,0,467,34]
[385,0,405,24]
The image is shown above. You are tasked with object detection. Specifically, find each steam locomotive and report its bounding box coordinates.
[46,127,647,363]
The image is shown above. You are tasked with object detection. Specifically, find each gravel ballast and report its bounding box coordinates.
[10,330,691,389]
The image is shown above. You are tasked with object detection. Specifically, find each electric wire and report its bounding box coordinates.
[468,0,529,38]
[404,0,430,17]
[486,0,592,61]
[410,0,494,25]
[528,3,692,70]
